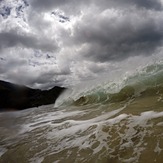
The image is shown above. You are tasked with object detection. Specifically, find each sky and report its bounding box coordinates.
[0,0,163,89]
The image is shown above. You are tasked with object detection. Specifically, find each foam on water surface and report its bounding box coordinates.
[1,100,163,163]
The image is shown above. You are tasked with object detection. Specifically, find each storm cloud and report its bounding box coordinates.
[0,0,163,88]
[73,9,163,62]
[0,31,58,52]
[30,0,163,11]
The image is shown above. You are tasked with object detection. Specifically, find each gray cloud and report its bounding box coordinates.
[29,0,163,62]
[95,0,163,11]
[0,62,68,89]
[0,0,163,89]
[71,8,163,62]
[133,0,162,10]
[0,31,58,52]
[30,0,163,13]
[31,0,67,10]
[28,72,68,89]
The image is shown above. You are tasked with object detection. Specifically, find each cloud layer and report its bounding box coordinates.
[0,0,163,88]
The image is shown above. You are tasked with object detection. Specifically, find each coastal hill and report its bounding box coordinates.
[0,80,66,111]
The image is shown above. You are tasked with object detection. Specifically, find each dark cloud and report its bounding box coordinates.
[51,11,70,23]
[29,0,163,62]
[31,0,67,10]
[73,10,163,62]
[134,0,162,10]
[0,31,58,52]
[29,0,87,15]
[95,0,163,11]
[0,6,11,18]
[30,0,163,13]
[30,0,78,13]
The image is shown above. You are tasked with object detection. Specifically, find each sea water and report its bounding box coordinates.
[0,61,163,163]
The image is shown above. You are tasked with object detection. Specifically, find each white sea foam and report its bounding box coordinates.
[1,103,163,163]
[0,148,7,157]
[42,110,163,162]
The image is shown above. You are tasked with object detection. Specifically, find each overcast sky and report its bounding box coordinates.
[0,0,163,89]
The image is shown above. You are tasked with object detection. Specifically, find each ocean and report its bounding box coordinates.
[0,61,163,163]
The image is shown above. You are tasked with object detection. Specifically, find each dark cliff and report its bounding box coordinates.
[0,80,66,111]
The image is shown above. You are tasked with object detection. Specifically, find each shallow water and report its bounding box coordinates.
[0,93,163,163]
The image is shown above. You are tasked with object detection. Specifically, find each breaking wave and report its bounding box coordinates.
[56,61,163,106]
